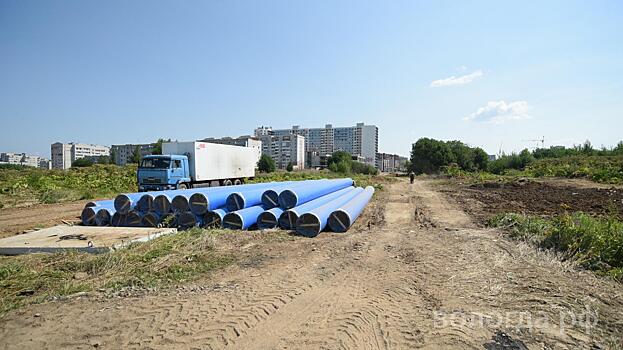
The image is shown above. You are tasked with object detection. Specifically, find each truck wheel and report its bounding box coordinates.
[234,179,242,186]
[223,179,233,186]
[178,183,188,190]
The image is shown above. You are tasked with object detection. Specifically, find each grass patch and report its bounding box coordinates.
[0,164,137,208]
[488,212,623,281]
[0,227,235,315]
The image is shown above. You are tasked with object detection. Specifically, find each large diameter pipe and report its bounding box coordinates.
[296,187,365,237]
[189,181,291,215]
[177,211,204,230]
[278,186,355,230]
[81,203,115,226]
[85,199,114,208]
[114,193,145,214]
[111,212,127,226]
[203,208,228,228]
[327,186,375,232]
[226,182,300,211]
[278,178,354,209]
[261,179,329,209]
[126,210,145,227]
[141,212,161,227]
[257,207,284,229]
[136,193,156,213]
[95,207,116,226]
[222,205,266,230]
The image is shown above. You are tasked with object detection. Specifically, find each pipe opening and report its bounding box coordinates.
[257,212,278,229]
[296,213,322,237]
[278,211,298,230]
[223,213,243,230]
[189,193,209,215]
[328,210,351,232]
[172,196,189,213]
[278,190,298,209]
[261,190,279,208]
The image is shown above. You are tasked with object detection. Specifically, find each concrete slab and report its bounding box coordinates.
[0,225,177,255]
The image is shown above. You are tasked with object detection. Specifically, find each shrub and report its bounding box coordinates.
[71,158,94,167]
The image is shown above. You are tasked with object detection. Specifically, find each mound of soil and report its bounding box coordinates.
[440,179,623,225]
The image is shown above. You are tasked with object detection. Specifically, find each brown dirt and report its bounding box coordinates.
[0,201,86,239]
[1,179,622,349]
[436,178,623,225]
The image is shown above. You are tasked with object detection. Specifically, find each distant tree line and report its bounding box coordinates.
[410,138,623,175]
[327,151,378,175]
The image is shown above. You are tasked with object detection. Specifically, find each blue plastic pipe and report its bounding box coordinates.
[327,186,375,232]
[114,193,145,214]
[203,208,228,228]
[189,182,290,215]
[222,205,266,230]
[278,178,354,209]
[85,199,114,208]
[257,207,284,229]
[296,187,364,237]
[95,207,116,226]
[111,212,127,227]
[136,193,156,213]
[278,186,355,230]
[226,182,300,211]
[81,203,115,226]
[261,179,328,208]
[141,212,161,227]
[177,211,204,229]
[125,210,145,227]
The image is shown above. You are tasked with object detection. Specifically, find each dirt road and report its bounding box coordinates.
[1,179,622,349]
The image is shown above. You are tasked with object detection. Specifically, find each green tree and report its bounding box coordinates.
[472,147,489,171]
[109,148,118,165]
[327,151,352,168]
[410,138,454,174]
[286,162,294,172]
[257,154,276,173]
[152,138,171,155]
[72,158,94,167]
[129,146,141,164]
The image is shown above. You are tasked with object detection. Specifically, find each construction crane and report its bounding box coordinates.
[522,136,545,149]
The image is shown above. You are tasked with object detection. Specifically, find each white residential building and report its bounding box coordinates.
[51,142,110,169]
[110,143,155,165]
[0,152,51,169]
[256,122,378,168]
[258,134,305,170]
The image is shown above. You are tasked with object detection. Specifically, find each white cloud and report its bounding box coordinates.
[430,70,483,87]
[464,100,531,124]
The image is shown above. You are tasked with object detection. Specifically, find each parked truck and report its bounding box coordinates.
[137,141,257,191]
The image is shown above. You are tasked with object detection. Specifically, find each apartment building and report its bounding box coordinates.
[0,152,51,169]
[255,122,378,168]
[110,143,156,165]
[376,153,408,173]
[51,142,110,169]
[258,134,305,170]
[200,136,262,164]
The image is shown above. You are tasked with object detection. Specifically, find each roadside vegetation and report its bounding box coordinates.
[0,228,240,315]
[0,164,137,209]
[410,138,623,184]
[488,213,623,282]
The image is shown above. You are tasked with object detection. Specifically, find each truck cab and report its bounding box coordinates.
[137,155,191,192]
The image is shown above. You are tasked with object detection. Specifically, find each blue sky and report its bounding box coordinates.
[1,0,622,158]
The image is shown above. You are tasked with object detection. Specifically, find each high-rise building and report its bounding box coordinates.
[257,122,378,168]
[51,142,110,169]
[110,144,156,165]
[258,134,305,170]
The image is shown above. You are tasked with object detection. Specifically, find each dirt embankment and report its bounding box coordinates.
[0,179,622,349]
[436,178,623,225]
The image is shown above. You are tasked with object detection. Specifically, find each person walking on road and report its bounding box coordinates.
[409,171,415,184]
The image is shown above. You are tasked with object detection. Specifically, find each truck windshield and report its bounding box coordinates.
[140,158,171,169]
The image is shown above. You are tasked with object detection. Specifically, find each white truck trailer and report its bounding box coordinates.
[137,141,257,191]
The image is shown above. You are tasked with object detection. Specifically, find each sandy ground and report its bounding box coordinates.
[1,179,622,349]
[0,201,86,239]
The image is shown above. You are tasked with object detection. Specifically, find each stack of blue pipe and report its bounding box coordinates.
[79,177,374,237]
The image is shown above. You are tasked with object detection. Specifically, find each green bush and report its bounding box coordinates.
[410,138,488,174]
[489,212,623,281]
